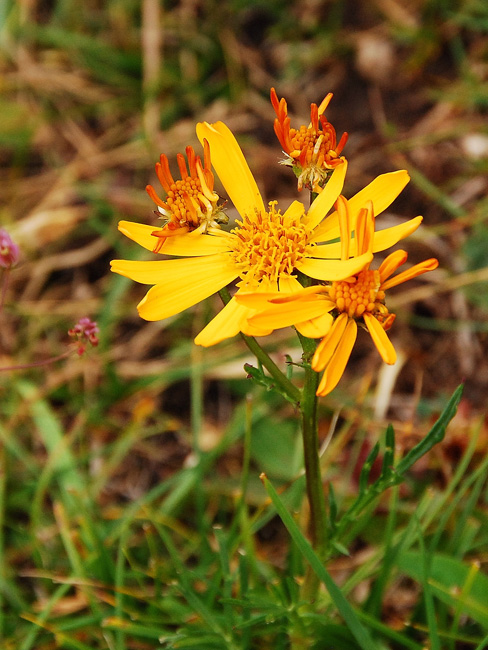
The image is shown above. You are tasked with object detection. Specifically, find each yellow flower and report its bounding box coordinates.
[244,196,438,396]
[145,141,226,252]
[111,122,410,347]
[271,87,348,191]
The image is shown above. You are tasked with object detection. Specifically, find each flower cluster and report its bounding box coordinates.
[111,89,438,395]
[68,317,100,356]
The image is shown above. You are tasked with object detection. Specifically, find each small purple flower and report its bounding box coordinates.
[68,317,100,355]
[0,229,20,269]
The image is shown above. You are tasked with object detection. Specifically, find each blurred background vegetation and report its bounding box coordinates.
[1,0,488,648]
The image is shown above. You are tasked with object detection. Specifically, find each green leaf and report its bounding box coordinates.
[359,441,380,493]
[244,362,298,405]
[262,475,378,650]
[397,552,488,628]
[396,385,463,475]
[16,380,85,510]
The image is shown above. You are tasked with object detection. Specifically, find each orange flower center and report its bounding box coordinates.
[328,269,389,320]
[230,203,313,287]
[164,177,207,225]
[289,125,337,166]
[146,144,225,252]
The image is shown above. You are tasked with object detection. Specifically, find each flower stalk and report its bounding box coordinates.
[298,332,328,602]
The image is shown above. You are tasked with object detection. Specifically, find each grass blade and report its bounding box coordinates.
[261,474,378,650]
[396,385,463,475]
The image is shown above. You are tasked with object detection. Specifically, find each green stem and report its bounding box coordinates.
[240,332,300,404]
[218,288,301,405]
[301,365,327,554]
[297,332,328,602]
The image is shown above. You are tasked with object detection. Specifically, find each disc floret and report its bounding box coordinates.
[146,140,227,253]
[230,201,314,289]
[328,268,394,326]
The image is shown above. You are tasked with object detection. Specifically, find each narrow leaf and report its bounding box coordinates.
[262,474,378,650]
[396,385,463,475]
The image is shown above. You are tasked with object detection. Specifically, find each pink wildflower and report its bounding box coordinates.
[68,317,100,356]
[0,229,20,269]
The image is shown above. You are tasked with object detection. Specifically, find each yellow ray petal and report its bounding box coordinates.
[278,275,303,293]
[336,195,351,260]
[296,312,334,339]
[346,169,410,220]
[312,313,349,371]
[111,253,235,285]
[271,286,329,304]
[316,319,357,396]
[249,298,332,330]
[196,121,265,219]
[312,170,410,243]
[297,251,372,281]
[305,160,348,230]
[231,279,280,309]
[234,291,281,309]
[310,241,342,259]
[283,200,306,222]
[241,319,274,338]
[194,297,253,347]
[380,258,439,291]
[372,216,423,253]
[118,221,233,256]
[117,257,237,321]
[379,250,409,283]
[363,313,397,364]
[311,216,423,260]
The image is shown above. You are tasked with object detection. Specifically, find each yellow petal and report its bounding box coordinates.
[363,313,397,364]
[234,291,281,309]
[379,250,409,283]
[122,256,238,321]
[196,121,265,219]
[235,277,326,309]
[297,251,372,281]
[118,221,233,256]
[296,312,334,339]
[111,253,235,285]
[241,319,274,338]
[372,216,423,253]
[283,200,306,222]
[195,297,254,347]
[311,241,342,259]
[271,286,329,304]
[346,169,410,221]
[311,216,423,260]
[249,298,332,330]
[312,170,410,242]
[231,279,280,309]
[278,275,303,293]
[312,313,349,371]
[316,319,357,396]
[336,195,351,260]
[380,258,439,291]
[305,160,348,230]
